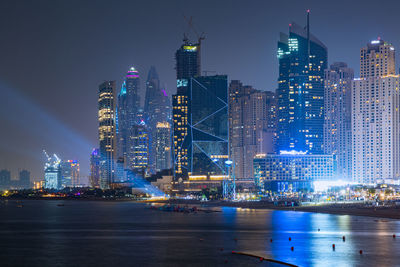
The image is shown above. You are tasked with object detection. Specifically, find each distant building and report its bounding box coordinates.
[324,62,354,180]
[352,39,400,184]
[0,170,11,190]
[155,121,172,172]
[98,81,117,189]
[60,160,80,187]
[89,148,100,188]
[128,123,149,177]
[253,152,334,192]
[229,80,277,180]
[144,66,172,174]
[276,12,327,154]
[44,154,62,190]
[19,170,30,189]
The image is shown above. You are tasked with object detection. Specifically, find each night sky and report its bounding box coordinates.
[1,0,399,182]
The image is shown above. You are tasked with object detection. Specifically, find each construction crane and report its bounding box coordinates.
[43,150,51,162]
[183,15,205,45]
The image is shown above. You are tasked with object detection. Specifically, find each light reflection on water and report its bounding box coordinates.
[1,201,399,267]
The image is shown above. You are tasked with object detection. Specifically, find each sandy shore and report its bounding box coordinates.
[150,199,400,220]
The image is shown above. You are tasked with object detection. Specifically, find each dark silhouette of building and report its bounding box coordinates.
[0,169,11,190]
[18,170,30,189]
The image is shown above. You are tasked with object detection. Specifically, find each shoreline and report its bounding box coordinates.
[149,199,400,220]
[3,198,400,220]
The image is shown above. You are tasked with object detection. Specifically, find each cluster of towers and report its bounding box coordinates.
[94,66,171,189]
[92,12,400,191]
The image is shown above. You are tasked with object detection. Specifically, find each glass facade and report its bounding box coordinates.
[253,153,334,191]
[173,42,201,180]
[277,20,327,154]
[98,81,116,189]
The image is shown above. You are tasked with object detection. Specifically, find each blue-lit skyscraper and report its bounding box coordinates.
[276,12,327,154]
[44,153,62,190]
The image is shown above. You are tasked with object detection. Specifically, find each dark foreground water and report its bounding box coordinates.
[0,200,399,267]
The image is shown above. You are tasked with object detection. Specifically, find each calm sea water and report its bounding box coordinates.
[0,200,399,267]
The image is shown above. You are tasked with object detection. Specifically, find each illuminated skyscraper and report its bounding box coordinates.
[61,160,80,187]
[324,62,354,180]
[128,123,148,177]
[229,80,277,179]
[174,75,229,180]
[144,66,171,174]
[44,154,62,190]
[173,41,201,180]
[117,67,141,163]
[89,148,100,188]
[98,81,117,189]
[352,39,400,184]
[155,121,172,172]
[276,12,327,154]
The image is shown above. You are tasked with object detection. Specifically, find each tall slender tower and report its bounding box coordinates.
[352,39,400,184]
[229,80,277,179]
[276,12,327,154]
[117,67,142,177]
[324,62,354,180]
[98,81,116,189]
[172,40,201,180]
[89,148,100,188]
[144,66,172,174]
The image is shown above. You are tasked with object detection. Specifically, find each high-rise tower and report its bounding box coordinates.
[89,148,101,188]
[229,80,277,180]
[117,67,141,164]
[144,66,171,174]
[173,40,202,180]
[324,62,354,180]
[98,81,116,189]
[276,12,327,154]
[352,39,400,184]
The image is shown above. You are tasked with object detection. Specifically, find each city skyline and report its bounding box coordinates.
[1,0,400,181]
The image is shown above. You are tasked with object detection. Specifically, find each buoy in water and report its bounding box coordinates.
[318,228,320,232]
[259,257,263,261]
[332,244,335,250]
[393,234,396,239]
[289,237,292,241]
[291,246,294,251]
[343,236,346,242]
[270,238,273,242]
[359,250,363,255]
